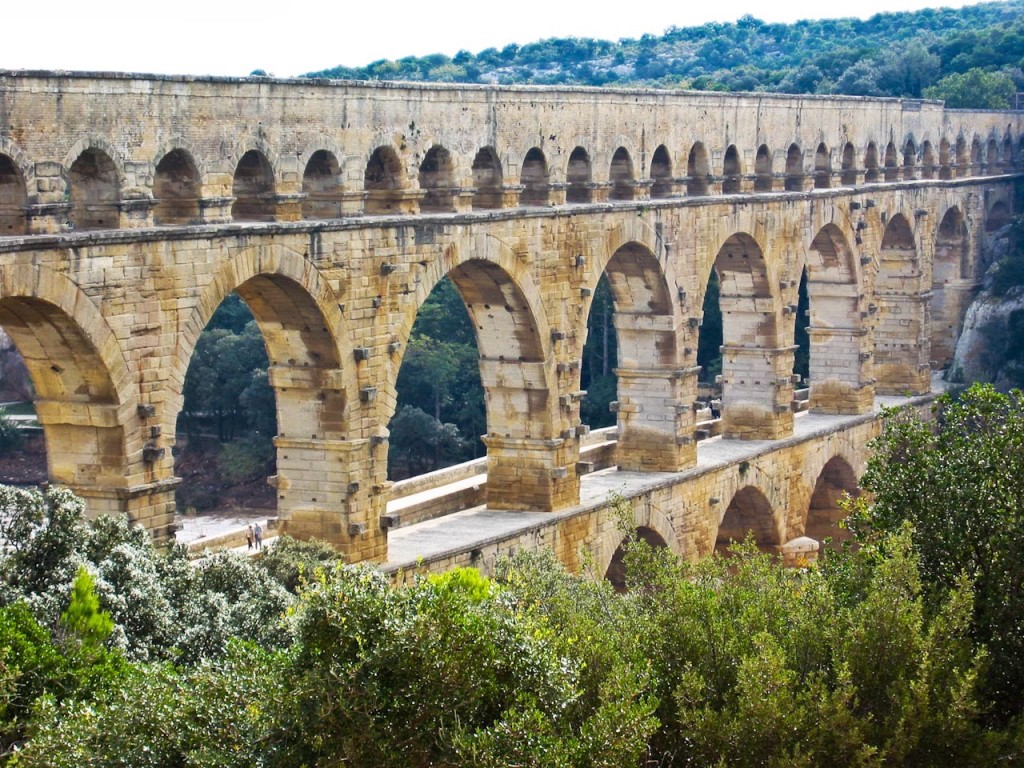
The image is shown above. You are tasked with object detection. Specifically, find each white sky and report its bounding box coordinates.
[5,0,990,78]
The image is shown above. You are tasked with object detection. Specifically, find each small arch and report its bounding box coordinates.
[939,138,953,179]
[232,149,276,222]
[955,136,969,178]
[687,142,710,196]
[883,141,899,181]
[716,486,781,554]
[605,526,668,592]
[805,456,859,552]
[471,147,503,210]
[566,146,593,204]
[418,145,456,213]
[69,147,120,230]
[0,153,27,235]
[519,147,549,206]
[364,146,406,215]
[920,140,936,179]
[301,150,343,220]
[1002,133,1014,171]
[754,144,773,192]
[609,147,635,201]
[864,142,880,183]
[986,138,1000,175]
[650,145,673,198]
[153,148,201,225]
[785,143,804,191]
[813,142,831,189]
[722,145,742,194]
[902,138,917,180]
[840,142,857,186]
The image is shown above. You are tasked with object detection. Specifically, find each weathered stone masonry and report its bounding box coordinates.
[0,71,1018,566]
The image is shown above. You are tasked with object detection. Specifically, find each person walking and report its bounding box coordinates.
[246,524,254,550]
[254,522,263,551]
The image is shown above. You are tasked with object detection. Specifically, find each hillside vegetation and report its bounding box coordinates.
[305,1,1023,107]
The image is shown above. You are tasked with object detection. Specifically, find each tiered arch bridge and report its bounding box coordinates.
[0,71,1018,573]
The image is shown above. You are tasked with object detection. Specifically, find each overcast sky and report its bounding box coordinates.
[5,0,990,78]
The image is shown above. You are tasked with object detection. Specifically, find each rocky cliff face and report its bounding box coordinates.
[950,220,1024,388]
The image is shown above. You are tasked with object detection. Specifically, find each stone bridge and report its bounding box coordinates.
[0,70,1018,568]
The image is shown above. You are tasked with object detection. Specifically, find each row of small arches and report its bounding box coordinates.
[0,130,1018,234]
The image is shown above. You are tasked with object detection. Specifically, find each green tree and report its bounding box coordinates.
[849,384,1024,719]
[923,67,1017,108]
[60,567,114,651]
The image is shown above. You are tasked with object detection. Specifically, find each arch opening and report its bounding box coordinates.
[0,154,27,235]
[987,200,1011,233]
[232,150,275,222]
[650,145,673,198]
[931,207,969,369]
[388,277,484,479]
[154,149,200,226]
[813,143,831,189]
[754,144,773,192]
[716,486,780,555]
[580,274,617,429]
[805,456,859,553]
[418,145,456,213]
[722,145,742,194]
[364,146,406,215]
[785,144,804,191]
[302,150,344,220]
[605,526,668,592]
[687,142,710,196]
[864,142,880,183]
[176,275,344,517]
[609,147,635,201]
[69,148,120,230]
[471,147,503,210]
[566,147,592,204]
[875,214,926,394]
[0,296,126,495]
[956,136,969,178]
[519,148,549,207]
[840,142,856,186]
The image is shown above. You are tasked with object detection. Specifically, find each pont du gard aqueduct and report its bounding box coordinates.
[0,70,1020,578]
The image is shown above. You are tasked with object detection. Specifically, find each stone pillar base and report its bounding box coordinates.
[720,345,796,440]
[481,435,579,511]
[75,476,181,544]
[613,365,699,472]
[273,436,387,563]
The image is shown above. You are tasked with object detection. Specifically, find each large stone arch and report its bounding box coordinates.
[931,206,970,369]
[874,212,929,394]
[703,231,791,440]
[715,484,784,555]
[0,264,140,515]
[585,231,692,472]
[172,245,360,546]
[600,501,680,591]
[392,234,572,512]
[796,223,873,414]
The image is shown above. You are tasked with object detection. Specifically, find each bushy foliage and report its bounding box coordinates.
[3,478,1024,764]
[849,384,1024,721]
